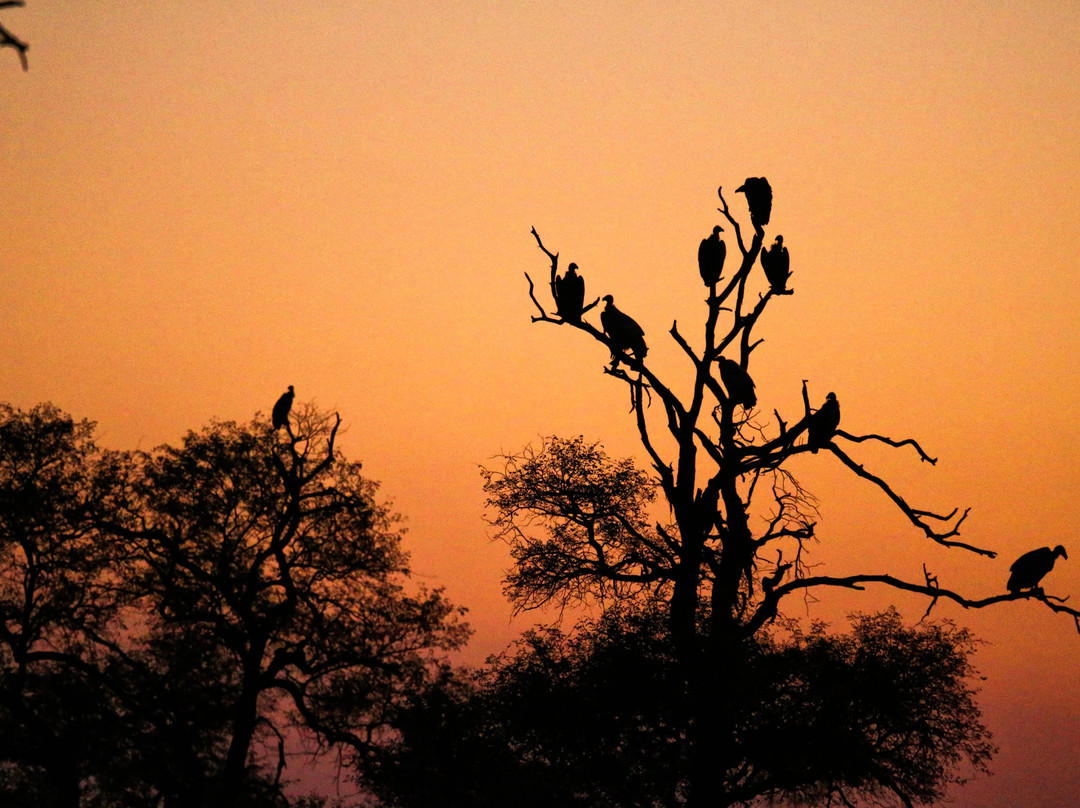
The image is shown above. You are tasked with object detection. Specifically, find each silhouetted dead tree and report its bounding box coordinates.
[0,1,28,71]
[513,182,1079,807]
[524,185,1079,633]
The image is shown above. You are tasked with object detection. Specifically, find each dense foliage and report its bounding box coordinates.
[0,402,468,807]
[371,605,992,808]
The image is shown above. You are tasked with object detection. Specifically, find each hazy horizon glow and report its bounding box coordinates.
[3,3,1080,805]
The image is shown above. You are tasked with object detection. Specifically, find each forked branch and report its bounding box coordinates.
[829,444,988,556]
[527,227,600,324]
[836,430,938,464]
[0,1,28,71]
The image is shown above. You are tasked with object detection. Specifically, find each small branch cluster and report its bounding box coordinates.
[0,1,28,71]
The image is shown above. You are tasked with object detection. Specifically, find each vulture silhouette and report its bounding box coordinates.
[554,262,586,324]
[716,357,756,408]
[600,295,647,363]
[1007,545,1067,593]
[760,235,791,294]
[272,385,294,430]
[735,177,773,231]
[698,225,726,286]
[807,392,840,453]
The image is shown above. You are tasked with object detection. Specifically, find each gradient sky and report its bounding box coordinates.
[4,3,1080,805]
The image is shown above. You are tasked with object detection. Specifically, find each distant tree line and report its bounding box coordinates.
[0,401,468,807]
[0,398,998,808]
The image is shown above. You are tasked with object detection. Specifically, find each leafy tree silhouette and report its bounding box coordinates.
[0,404,130,807]
[372,604,992,808]
[112,404,470,807]
[0,401,469,807]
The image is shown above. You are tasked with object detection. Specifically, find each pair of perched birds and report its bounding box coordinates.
[698,226,791,294]
[555,267,651,370]
[709,360,840,450]
[553,264,648,364]
[556,266,648,363]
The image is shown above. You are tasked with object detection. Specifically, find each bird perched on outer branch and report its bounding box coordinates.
[554,262,586,324]
[806,392,840,453]
[716,357,756,408]
[272,385,294,430]
[760,235,791,294]
[698,225,726,287]
[600,295,647,366]
[1007,545,1067,594]
[735,177,773,232]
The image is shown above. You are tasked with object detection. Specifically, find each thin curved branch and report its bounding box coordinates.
[527,227,561,322]
[271,677,374,753]
[716,186,747,256]
[739,290,775,363]
[611,513,679,569]
[828,444,988,556]
[255,715,289,795]
[835,429,938,465]
[0,1,28,71]
[634,376,676,497]
[530,225,559,266]
[524,271,558,322]
[670,320,702,367]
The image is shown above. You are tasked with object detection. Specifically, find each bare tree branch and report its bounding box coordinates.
[525,271,555,322]
[828,443,987,555]
[752,572,1080,634]
[0,1,28,71]
[716,185,747,256]
[528,227,600,325]
[836,429,938,465]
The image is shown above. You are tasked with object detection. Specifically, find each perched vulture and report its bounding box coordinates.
[760,235,791,294]
[716,357,756,408]
[807,392,840,453]
[272,385,295,430]
[698,225,726,287]
[600,295,648,363]
[735,177,773,231]
[1007,545,1067,593]
[554,262,586,324]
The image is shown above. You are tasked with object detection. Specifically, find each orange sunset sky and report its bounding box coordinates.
[3,3,1080,805]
